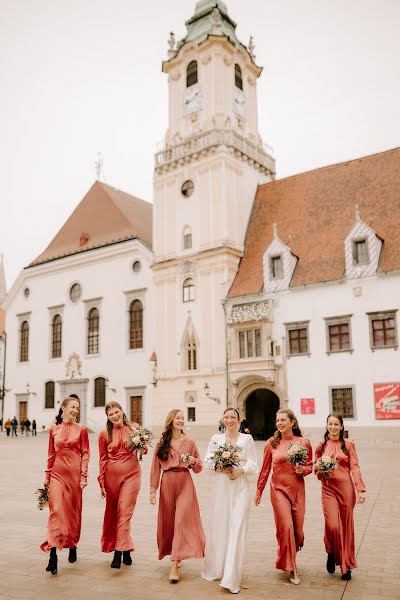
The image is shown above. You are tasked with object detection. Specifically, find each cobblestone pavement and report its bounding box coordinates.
[1,433,400,600]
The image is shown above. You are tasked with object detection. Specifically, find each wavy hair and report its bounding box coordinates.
[55,397,80,425]
[156,409,185,461]
[271,408,303,448]
[321,413,348,456]
[105,401,131,443]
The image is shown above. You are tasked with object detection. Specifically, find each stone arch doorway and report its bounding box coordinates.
[245,389,280,440]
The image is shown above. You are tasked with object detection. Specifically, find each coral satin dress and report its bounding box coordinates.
[98,424,141,552]
[41,421,90,552]
[257,435,313,571]
[315,438,366,574]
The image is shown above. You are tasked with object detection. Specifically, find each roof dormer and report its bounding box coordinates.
[263,224,297,292]
[345,205,383,279]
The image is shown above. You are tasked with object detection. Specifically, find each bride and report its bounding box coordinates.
[201,407,257,594]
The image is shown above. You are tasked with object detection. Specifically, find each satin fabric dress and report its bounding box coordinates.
[150,436,205,561]
[98,424,141,552]
[201,433,258,594]
[257,435,313,571]
[41,421,90,552]
[315,438,366,574]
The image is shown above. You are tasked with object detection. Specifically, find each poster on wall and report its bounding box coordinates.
[374,383,400,419]
[301,398,315,414]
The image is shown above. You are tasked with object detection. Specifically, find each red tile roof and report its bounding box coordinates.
[228,147,400,297]
[30,181,152,267]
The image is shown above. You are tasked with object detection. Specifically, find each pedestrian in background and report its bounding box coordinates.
[11,417,18,436]
[5,418,11,436]
[32,419,37,436]
[25,418,31,436]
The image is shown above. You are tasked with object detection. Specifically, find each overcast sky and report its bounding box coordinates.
[1,0,399,288]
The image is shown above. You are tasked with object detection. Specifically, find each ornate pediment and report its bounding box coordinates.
[227,301,270,324]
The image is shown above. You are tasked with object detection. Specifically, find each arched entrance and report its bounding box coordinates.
[245,389,280,440]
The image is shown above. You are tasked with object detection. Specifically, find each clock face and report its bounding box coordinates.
[183,83,202,116]
[233,87,246,119]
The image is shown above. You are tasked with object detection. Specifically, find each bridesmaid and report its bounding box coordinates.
[98,401,144,569]
[255,408,312,585]
[150,409,205,583]
[201,407,258,595]
[314,413,366,580]
[41,396,90,575]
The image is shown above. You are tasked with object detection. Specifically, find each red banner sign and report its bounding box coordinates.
[301,398,315,415]
[374,383,400,419]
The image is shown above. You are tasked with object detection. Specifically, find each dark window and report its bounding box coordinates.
[353,239,369,266]
[45,381,55,409]
[51,314,62,358]
[20,321,29,362]
[186,60,198,87]
[288,328,308,355]
[181,180,194,197]
[87,308,100,354]
[183,278,195,302]
[70,283,81,302]
[271,255,283,279]
[328,322,350,352]
[132,260,141,273]
[188,407,196,422]
[331,387,354,418]
[187,339,197,370]
[94,377,106,407]
[372,316,396,348]
[129,300,143,349]
[184,232,192,249]
[235,63,243,90]
[239,329,262,358]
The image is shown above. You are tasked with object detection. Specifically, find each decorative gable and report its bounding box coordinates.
[263,224,297,292]
[345,206,383,279]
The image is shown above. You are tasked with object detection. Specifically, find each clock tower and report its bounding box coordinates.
[152,0,275,435]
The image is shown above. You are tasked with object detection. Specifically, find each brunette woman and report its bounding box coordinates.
[315,413,366,580]
[150,409,204,583]
[201,407,257,595]
[41,397,90,575]
[255,408,312,585]
[98,401,145,569]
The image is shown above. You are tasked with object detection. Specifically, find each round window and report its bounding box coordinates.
[132,260,141,273]
[24,287,30,298]
[181,180,194,197]
[69,283,82,303]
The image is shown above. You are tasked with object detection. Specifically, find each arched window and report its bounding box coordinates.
[235,63,243,90]
[87,308,100,354]
[183,278,195,302]
[183,227,192,250]
[94,377,106,407]
[51,314,62,358]
[129,300,143,349]
[20,321,29,362]
[45,381,55,409]
[186,60,198,87]
[187,337,197,370]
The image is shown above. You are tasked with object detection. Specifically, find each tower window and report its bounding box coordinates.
[181,180,194,197]
[183,278,195,302]
[235,64,243,90]
[183,227,192,250]
[187,339,197,370]
[186,61,198,87]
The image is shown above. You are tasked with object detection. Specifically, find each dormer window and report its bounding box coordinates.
[353,239,369,266]
[234,64,243,90]
[186,61,198,87]
[270,255,283,279]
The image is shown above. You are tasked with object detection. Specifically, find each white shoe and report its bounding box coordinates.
[289,569,300,585]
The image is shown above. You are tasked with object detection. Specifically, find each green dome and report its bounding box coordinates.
[177,0,240,51]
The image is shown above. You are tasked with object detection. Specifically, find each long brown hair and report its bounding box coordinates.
[55,397,80,425]
[223,407,241,420]
[270,408,303,448]
[157,409,185,461]
[321,413,348,455]
[105,401,130,443]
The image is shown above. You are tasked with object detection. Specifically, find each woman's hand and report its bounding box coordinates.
[188,456,196,466]
[141,445,148,456]
[294,464,306,475]
[43,481,49,489]
[228,468,244,480]
[80,480,87,490]
[150,492,156,505]
[254,494,261,507]
[100,487,107,499]
[357,491,366,504]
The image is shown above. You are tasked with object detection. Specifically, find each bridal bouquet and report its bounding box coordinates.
[210,443,243,471]
[286,442,309,466]
[35,485,49,510]
[127,427,153,460]
[180,453,190,464]
[314,454,339,478]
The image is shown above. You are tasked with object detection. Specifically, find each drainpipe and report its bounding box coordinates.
[221,299,229,409]
[0,331,7,422]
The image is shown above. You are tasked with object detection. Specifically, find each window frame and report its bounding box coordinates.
[87,307,100,355]
[94,376,106,408]
[19,320,29,363]
[129,299,143,350]
[325,315,352,354]
[186,60,198,88]
[234,63,243,90]
[187,338,197,371]
[51,314,62,359]
[238,328,262,359]
[187,406,196,422]
[44,381,55,409]
[352,238,370,266]
[286,321,310,357]
[329,385,356,419]
[270,255,284,280]
[183,278,195,302]
[368,310,398,350]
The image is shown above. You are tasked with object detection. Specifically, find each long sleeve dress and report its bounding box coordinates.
[256,435,313,572]
[314,438,366,574]
[201,432,258,594]
[98,424,141,553]
[40,421,90,552]
[150,436,205,561]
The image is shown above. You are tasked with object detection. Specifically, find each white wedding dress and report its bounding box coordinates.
[201,432,258,594]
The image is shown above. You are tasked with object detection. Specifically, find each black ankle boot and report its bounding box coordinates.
[68,547,77,563]
[122,551,132,566]
[111,551,122,569]
[341,569,352,580]
[326,553,335,574]
[46,547,58,575]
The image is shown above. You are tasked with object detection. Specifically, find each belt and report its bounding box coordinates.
[165,467,187,473]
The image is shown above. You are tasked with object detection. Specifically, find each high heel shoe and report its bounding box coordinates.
[341,569,352,581]
[46,548,58,575]
[169,573,179,583]
[111,551,122,569]
[289,569,300,585]
[326,553,335,574]
[68,547,77,563]
[122,551,132,566]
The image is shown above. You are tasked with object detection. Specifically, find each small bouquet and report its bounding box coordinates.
[314,454,339,478]
[210,443,243,471]
[35,486,49,510]
[127,427,153,460]
[286,442,309,466]
[180,453,190,464]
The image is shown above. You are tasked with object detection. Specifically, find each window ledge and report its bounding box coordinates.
[287,352,311,358]
[327,349,354,355]
[49,357,63,362]
[128,348,145,354]
[371,345,398,352]
[85,353,101,359]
